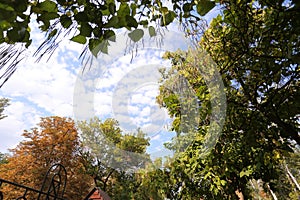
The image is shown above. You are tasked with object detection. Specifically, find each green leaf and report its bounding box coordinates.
[103,30,116,42]
[220,180,226,186]
[89,38,109,56]
[160,7,169,14]
[0,2,14,11]
[104,16,119,28]
[13,0,27,12]
[7,28,24,42]
[239,168,253,177]
[38,12,59,21]
[39,22,50,31]
[128,29,144,42]
[92,27,103,37]
[77,0,85,5]
[74,12,88,22]
[38,0,58,12]
[0,28,4,42]
[183,3,193,12]
[0,20,11,30]
[60,15,72,29]
[108,2,116,15]
[100,5,110,16]
[161,11,176,26]
[126,15,138,28]
[117,3,130,17]
[48,29,57,39]
[130,3,137,16]
[71,34,86,44]
[196,0,215,16]
[148,26,156,37]
[99,40,109,54]
[30,6,42,14]
[80,22,92,37]
[25,39,32,48]
[139,20,148,26]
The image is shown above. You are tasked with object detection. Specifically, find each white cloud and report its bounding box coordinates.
[127,105,140,115]
[0,15,195,159]
[0,21,83,152]
[0,100,42,152]
[151,134,161,140]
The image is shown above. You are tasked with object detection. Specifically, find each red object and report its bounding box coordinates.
[84,187,111,200]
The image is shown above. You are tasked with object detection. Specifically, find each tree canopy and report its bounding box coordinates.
[0,0,219,87]
[0,98,9,120]
[0,116,93,199]
[78,117,150,199]
[0,116,152,199]
[0,0,299,199]
[151,0,300,199]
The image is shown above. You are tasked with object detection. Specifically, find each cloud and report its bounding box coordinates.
[2,57,76,114]
[0,21,82,152]
[151,134,161,140]
[0,13,204,158]
[0,100,42,152]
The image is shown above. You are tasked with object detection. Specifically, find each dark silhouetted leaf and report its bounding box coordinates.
[126,15,138,28]
[196,0,215,16]
[103,30,116,42]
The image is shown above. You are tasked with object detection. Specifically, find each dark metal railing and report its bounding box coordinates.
[0,164,67,200]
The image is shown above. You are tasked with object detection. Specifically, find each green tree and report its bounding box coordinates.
[272,150,300,199]
[78,117,151,199]
[154,0,300,199]
[0,98,9,120]
[0,98,10,166]
[0,0,219,87]
[0,152,8,165]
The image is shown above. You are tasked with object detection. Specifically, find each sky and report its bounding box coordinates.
[0,4,222,163]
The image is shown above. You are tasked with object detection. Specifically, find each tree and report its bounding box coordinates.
[198,2,300,197]
[0,98,9,120]
[270,150,300,199]
[78,117,151,199]
[133,159,169,200]
[0,98,10,166]
[0,98,9,167]
[0,116,93,199]
[153,0,300,199]
[0,0,219,87]
[0,152,8,165]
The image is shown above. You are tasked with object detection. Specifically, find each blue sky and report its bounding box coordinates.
[0,4,222,163]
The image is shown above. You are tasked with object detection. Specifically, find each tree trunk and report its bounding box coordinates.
[285,164,300,191]
[266,183,278,200]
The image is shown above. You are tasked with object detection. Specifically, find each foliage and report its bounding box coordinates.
[133,159,170,200]
[0,98,9,120]
[0,0,219,86]
[0,116,93,199]
[272,150,300,199]
[153,0,300,199]
[0,98,9,165]
[78,117,151,199]
[0,0,299,199]
[0,116,154,199]
[0,152,8,165]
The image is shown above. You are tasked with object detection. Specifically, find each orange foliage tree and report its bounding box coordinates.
[0,116,93,199]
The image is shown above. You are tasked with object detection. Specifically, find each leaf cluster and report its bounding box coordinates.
[0,0,219,86]
[152,0,300,199]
